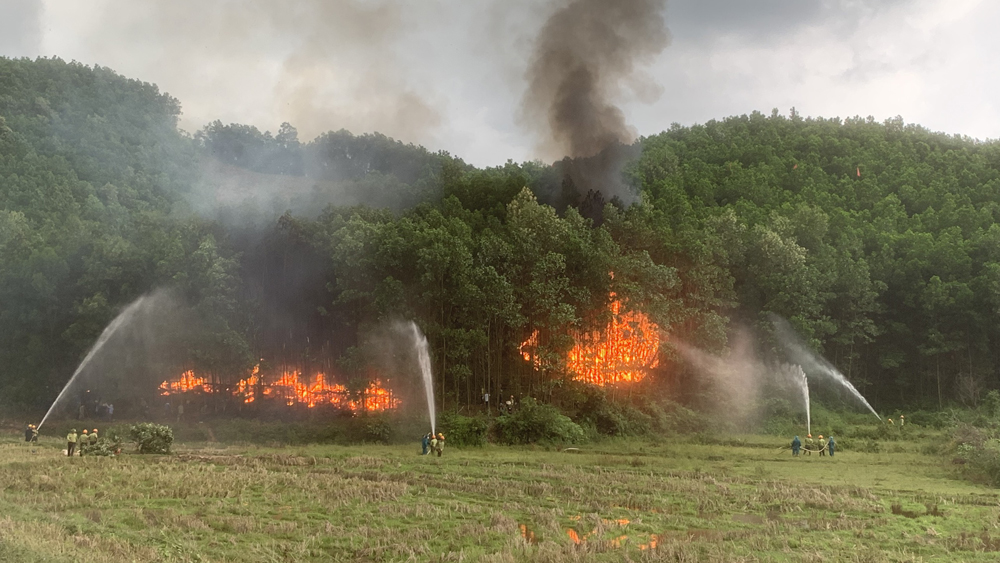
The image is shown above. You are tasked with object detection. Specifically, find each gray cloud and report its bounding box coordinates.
[31,0,1000,168]
[0,0,42,57]
[55,0,440,143]
[667,0,920,44]
[669,0,824,39]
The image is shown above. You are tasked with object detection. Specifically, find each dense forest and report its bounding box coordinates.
[3,57,1000,416]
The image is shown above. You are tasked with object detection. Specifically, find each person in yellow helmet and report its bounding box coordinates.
[804,434,814,455]
[66,428,78,457]
[817,434,826,456]
[436,432,445,457]
[79,429,88,455]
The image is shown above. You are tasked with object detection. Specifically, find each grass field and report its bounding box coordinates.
[0,430,997,562]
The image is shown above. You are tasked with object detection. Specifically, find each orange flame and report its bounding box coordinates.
[159,366,400,412]
[521,290,661,386]
[159,370,210,395]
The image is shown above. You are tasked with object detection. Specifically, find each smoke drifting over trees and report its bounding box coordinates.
[69,0,440,144]
[521,0,670,205]
[9,43,1000,417]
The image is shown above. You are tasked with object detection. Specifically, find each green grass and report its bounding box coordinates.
[0,431,998,562]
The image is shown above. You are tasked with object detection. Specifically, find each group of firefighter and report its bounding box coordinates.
[421,432,446,457]
[790,434,836,457]
[62,428,100,456]
[790,415,906,457]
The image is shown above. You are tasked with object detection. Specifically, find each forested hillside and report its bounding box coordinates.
[0,58,246,404]
[2,57,999,413]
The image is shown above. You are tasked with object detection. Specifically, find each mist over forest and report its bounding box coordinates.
[3,55,1000,418]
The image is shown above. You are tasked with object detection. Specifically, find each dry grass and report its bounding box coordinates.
[0,435,997,562]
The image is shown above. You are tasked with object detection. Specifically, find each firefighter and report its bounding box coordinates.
[90,428,99,450]
[29,424,38,443]
[66,429,77,457]
[791,435,801,456]
[804,434,814,455]
[24,423,32,442]
[436,433,445,457]
[79,429,88,455]
[817,434,826,456]
[429,433,438,454]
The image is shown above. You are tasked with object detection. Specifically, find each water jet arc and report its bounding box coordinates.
[37,294,151,431]
[409,321,435,435]
[771,315,881,421]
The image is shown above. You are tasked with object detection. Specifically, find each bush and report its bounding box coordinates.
[440,413,488,447]
[959,440,1000,486]
[87,436,124,456]
[646,400,707,435]
[494,398,584,445]
[128,423,174,454]
[569,389,653,437]
[362,416,392,444]
[982,391,1000,420]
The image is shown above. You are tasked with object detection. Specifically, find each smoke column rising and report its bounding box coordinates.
[521,0,670,203]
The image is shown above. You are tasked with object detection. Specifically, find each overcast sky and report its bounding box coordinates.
[3,0,998,168]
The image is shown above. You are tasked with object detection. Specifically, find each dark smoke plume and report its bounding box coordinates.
[522,0,670,206]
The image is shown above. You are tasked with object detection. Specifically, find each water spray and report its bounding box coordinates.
[409,321,435,435]
[771,315,881,421]
[795,364,811,436]
[37,294,151,431]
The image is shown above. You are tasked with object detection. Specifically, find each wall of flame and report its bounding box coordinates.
[158,366,400,411]
[521,295,660,386]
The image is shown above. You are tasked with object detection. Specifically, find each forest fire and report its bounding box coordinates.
[158,367,400,412]
[521,292,661,386]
